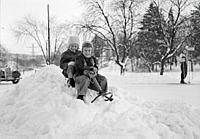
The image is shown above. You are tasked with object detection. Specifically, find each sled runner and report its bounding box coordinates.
[91,91,113,103]
[89,76,114,103]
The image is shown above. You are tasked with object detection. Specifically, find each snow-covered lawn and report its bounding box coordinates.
[0,65,200,139]
[101,69,200,106]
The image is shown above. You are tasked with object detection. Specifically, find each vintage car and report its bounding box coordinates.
[0,67,21,84]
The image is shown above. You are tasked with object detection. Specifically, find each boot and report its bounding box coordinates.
[180,80,187,84]
[67,78,75,87]
[77,95,84,101]
[98,90,105,95]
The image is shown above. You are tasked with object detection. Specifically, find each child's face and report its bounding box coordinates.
[69,43,79,52]
[82,47,92,58]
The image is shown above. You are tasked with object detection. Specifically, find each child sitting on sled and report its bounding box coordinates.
[60,36,81,87]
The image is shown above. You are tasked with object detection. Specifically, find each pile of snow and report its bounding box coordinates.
[0,65,200,139]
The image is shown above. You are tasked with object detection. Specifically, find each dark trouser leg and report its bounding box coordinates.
[181,73,184,82]
[75,75,90,96]
[181,62,187,83]
[89,74,108,92]
[184,63,187,79]
[181,64,184,82]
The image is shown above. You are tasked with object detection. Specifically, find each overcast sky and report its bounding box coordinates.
[0,0,83,54]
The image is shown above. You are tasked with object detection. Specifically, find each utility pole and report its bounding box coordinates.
[16,54,19,70]
[31,43,36,71]
[31,43,35,58]
[26,43,36,71]
[47,4,51,65]
[26,43,35,56]
[0,0,2,62]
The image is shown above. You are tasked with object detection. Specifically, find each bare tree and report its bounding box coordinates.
[157,0,194,75]
[78,0,144,74]
[13,16,69,64]
[50,19,71,64]
[13,16,47,63]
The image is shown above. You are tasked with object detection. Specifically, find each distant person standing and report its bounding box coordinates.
[179,50,187,84]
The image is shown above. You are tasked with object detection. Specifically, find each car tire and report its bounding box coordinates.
[12,79,20,84]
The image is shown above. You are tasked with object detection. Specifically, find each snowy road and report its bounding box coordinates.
[0,82,15,91]
[0,70,36,96]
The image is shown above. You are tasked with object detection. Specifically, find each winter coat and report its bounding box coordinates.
[60,49,81,69]
[74,54,98,77]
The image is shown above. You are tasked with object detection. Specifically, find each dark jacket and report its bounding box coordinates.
[74,54,98,77]
[60,49,81,69]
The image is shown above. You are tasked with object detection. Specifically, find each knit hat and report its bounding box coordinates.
[68,36,80,46]
[82,41,93,48]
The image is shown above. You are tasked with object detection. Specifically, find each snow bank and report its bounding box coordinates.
[0,65,200,139]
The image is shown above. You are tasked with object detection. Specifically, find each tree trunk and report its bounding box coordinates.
[170,63,172,71]
[120,66,124,75]
[155,64,158,72]
[160,60,165,75]
[131,58,134,72]
[115,60,124,75]
[152,64,154,72]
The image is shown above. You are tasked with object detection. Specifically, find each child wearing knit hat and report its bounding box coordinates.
[60,36,81,87]
[67,36,80,48]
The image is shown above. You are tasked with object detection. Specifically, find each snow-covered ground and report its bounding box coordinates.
[101,68,200,106]
[0,65,200,139]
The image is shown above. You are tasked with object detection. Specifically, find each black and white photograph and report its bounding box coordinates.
[0,0,200,138]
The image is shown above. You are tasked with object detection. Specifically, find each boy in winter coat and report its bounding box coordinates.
[179,49,188,84]
[60,36,81,87]
[74,41,108,101]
